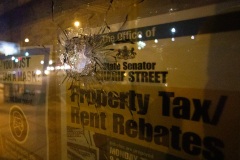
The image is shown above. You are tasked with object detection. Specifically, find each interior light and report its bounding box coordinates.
[191,35,195,40]
[154,39,158,43]
[11,56,15,60]
[40,60,44,64]
[15,58,19,62]
[171,37,175,41]
[25,52,29,56]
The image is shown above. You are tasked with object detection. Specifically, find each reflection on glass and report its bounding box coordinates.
[35,70,41,75]
[25,52,29,56]
[74,21,80,27]
[171,27,176,33]
[0,41,19,56]
[44,70,50,75]
[24,38,29,43]
[137,41,146,50]
[49,60,53,65]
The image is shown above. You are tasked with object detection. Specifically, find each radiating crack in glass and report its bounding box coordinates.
[55,0,144,89]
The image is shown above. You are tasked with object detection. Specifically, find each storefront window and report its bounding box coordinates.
[0,0,240,159]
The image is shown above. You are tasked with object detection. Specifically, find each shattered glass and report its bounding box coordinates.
[54,0,145,89]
